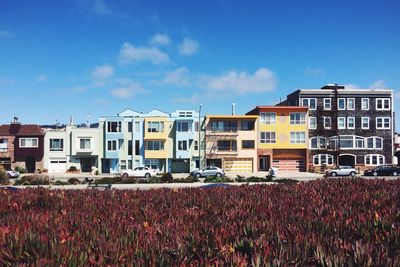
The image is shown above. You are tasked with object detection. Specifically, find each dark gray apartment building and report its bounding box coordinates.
[279,84,394,171]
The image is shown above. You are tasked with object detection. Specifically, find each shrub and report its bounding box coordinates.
[94,177,122,184]
[15,166,26,174]
[67,178,81,185]
[235,175,246,182]
[68,166,77,172]
[161,172,173,183]
[121,177,138,184]
[53,180,70,186]
[204,175,234,183]
[246,176,273,182]
[0,166,10,185]
[14,175,50,185]
[147,176,162,183]
[274,178,299,184]
[94,170,99,175]
[173,176,200,183]
[41,168,48,173]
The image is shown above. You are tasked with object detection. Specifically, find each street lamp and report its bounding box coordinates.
[198,104,202,168]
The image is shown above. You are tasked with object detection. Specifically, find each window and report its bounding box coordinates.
[177,122,190,132]
[339,136,354,148]
[120,160,126,170]
[50,139,63,151]
[146,140,164,150]
[301,98,317,110]
[324,117,331,129]
[338,117,346,129]
[194,122,199,132]
[309,117,317,129]
[310,137,327,149]
[361,98,369,110]
[290,132,306,144]
[135,121,140,132]
[148,122,164,132]
[338,98,345,110]
[347,98,355,110]
[365,154,385,166]
[107,121,122,132]
[128,122,133,132]
[19,138,38,148]
[366,137,383,150]
[194,140,199,150]
[260,132,276,143]
[79,138,91,150]
[0,138,7,152]
[290,113,306,124]
[135,140,140,155]
[217,140,237,151]
[210,121,238,132]
[128,160,132,170]
[313,154,334,166]
[347,117,355,129]
[107,140,117,151]
[362,117,369,129]
[242,140,255,149]
[145,159,159,170]
[178,140,188,150]
[241,120,255,130]
[355,137,365,148]
[128,140,132,155]
[324,98,331,110]
[260,112,276,124]
[376,117,390,129]
[376,98,390,110]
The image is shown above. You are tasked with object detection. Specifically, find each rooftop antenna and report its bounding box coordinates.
[86,112,91,127]
[232,103,236,115]
[55,119,59,130]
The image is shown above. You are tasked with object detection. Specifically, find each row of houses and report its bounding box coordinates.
[0,84,396,174]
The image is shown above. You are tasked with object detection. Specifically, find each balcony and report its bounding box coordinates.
[206,127,239,136]
[206,146,239,157]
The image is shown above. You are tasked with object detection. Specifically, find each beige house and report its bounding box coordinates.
[204,115,258,173]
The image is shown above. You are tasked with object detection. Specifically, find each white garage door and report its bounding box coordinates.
[48,158,67,173]
[223,158,253,173]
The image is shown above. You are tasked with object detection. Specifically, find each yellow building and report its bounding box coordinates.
[143,110,174,172]
[246,106,309,171]
[204,115,258,173]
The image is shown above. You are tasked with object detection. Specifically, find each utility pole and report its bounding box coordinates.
[198,104,202,168]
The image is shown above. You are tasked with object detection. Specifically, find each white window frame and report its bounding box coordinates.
[260,132,276,144]
[79,138,91,150]
[107,121,122,133]
[366,136,383,150]
[177,121,190,132]
[376,98,390,111]
[347,117,355,129]
[260,112,276,124]
[309,136,327,150]
[323,117,331,129]
[290,112,306,124]
[323,98,331,110]
[49,138,64,151]
[309,117,317,129]
[290,132,306,144]
[361,98,369,110]
[376,117,390,129]
[361,117,369,129]
[178,140,188,150]
[146,140,164,151]
[19,138,39,148]
[347,98,355,110]
[107,140,118,151]
[301,98,317,110]
[338,98,346,110]
[338,117,346,129]
[312,154,334,166]
[365,154,385,166]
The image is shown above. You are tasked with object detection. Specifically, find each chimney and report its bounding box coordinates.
[11,117,20,124]
[232,103,236,115]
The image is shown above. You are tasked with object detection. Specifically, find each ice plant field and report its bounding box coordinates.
[0,179,399,266]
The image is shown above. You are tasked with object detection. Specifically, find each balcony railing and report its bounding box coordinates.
[206,127,239,135]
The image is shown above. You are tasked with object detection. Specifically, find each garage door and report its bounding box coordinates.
[223,158,253,173]
[48,158,67,173]
[272,159,304,171]
[171,159,190,173]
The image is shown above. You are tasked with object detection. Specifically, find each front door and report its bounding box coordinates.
[25,156,36,173]
[259,156,270,171]
[80,158,93,172]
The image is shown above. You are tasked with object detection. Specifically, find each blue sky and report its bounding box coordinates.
[1,0,399,128]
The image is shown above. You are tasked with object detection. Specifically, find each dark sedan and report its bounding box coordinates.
[363,165,400,176]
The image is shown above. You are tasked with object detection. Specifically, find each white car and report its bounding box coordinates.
[6,170,20,178]
[328,166,357,177]
[121,167,157,178]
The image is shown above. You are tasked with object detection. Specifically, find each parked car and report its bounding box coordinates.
[190,166,225,178]
[364,165,400,176]
[121,167,157,178]
[328,166,357,177]
[6,170,20,178]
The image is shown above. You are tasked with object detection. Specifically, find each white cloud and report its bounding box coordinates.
[164,67,190,86]
[118,42,170,65]
[71,86,87,93]
[91,64,114,81]
[173,94,200,104]
[150,33,171,46]
[110,81,146,99]
[202,68,277,95]
[304,67,325,76]
[343,83,360,89]
[178,38,199,56]
[79,0,112,16]
[36,75,47,82]
[369,79,387,89]
[0,30,13,39]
